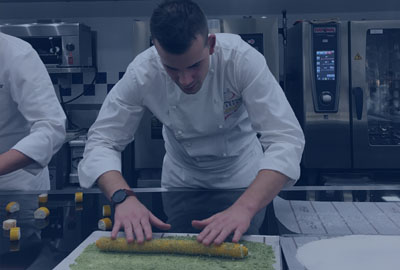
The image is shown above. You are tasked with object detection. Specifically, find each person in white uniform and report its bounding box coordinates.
[79,0,305,245]
[0,32,66,191]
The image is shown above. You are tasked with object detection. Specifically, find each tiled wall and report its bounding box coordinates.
[50,71,125,102]
[50,70,126,129]
[46,17,139,129]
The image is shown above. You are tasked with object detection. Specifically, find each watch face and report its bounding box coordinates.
[112,189,126,204]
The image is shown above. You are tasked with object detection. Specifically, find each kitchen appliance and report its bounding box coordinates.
[0,22,94,70]
[131,17,280,186]
[285,20,400,173]
[208,17,279,80]
[69,136,87,184]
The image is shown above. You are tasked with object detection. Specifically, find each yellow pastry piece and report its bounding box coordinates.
[34,207,50,219]
[102,205,111,217]
[75,192,83,203]
[98,218,112,231]
[38,193,48,204]
[2,219,17,230]
[6,201,20,213]
[9,227,20,241]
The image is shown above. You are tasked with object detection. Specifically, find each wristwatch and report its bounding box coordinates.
[111,189,136,206]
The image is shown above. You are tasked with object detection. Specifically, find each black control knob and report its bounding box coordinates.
[321,91,333,104]
[66,43,75,52]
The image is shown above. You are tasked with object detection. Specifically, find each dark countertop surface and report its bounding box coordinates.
[0,188,269,270]
[2,186,400,270]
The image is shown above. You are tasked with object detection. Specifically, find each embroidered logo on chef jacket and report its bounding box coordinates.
[224,88,242,119]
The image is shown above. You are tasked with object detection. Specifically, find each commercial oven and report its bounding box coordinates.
[132,17,280,185]
[0,22,94,69]
[285,20,400,171]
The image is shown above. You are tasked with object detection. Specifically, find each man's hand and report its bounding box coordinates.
[192,203,252,246]
[193,170,288,246]
[111,196,171,243]
[97,170,171,243]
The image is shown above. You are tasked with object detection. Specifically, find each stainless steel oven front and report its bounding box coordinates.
[286,20,400,171]
[0,22,94,68]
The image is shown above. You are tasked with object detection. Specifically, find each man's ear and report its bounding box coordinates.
[208,34,216,55]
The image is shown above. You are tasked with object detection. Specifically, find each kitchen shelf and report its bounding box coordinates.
[46,67,96,74]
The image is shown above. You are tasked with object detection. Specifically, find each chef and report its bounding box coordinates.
[79,0,305,245]
[0,32,66,190]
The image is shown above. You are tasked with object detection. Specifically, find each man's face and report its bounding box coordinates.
[154,34,215,95]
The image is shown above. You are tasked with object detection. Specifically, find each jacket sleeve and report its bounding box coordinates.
[78,64,146,188]
[237,44,305,187]
[9,45,66,175]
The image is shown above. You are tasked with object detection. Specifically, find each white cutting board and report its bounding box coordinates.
[53,231,281,270]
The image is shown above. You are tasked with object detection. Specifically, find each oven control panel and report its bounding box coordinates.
[312,23,340,112]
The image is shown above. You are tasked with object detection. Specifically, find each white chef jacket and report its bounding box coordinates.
[0,33,66,190]
[79,33,304,189]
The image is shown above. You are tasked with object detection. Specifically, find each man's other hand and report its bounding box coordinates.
[111,196,171,243]
[192,204,252,246]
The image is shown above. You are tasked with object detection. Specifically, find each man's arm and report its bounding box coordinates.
[0,149,35,176]
[97,170,131,200]
[191,36,304,246]
[9,42,66,175]
[192,169,287,245]
[231,169,287,220]
[97,171,171,243]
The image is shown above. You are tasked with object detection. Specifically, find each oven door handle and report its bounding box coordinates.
[352,87,363,120]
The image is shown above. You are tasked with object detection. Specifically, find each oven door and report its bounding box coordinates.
[218,17,279,81]
[350,20,400,168]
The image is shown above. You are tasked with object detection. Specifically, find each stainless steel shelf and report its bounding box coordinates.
[46,67,96,74]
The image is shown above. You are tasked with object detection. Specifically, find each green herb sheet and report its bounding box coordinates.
[70,237,276,270]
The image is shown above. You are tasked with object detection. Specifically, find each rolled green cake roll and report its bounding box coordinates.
[95,237,248,259]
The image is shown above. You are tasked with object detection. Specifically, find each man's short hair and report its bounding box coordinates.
[150,0,209,54]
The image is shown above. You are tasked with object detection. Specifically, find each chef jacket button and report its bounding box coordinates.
[185,142,192,147]
[218,124,223,129]
[177,130,183,135]
[222,153,227,157]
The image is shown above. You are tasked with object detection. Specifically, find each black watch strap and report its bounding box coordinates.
[124,189,135,197]
[111,188,136,206]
